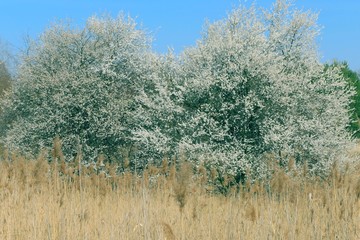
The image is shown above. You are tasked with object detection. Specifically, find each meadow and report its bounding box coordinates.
[0,145,359,240]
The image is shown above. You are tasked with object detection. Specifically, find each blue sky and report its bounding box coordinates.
[0,0,359,71]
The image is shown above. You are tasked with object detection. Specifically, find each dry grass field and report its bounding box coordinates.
[0,148,359,240]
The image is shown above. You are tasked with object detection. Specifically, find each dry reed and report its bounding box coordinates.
[0,148,359,240]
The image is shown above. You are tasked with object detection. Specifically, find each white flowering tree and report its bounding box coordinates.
[174,0,354,178]
[131,51,186,165]
[0,15,154,161]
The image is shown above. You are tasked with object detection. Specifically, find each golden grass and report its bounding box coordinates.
[0,150,359,239]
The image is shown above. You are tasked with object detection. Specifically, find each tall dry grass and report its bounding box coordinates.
[0,147,359,239]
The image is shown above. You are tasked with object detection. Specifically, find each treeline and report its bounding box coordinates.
[0,0,359,181]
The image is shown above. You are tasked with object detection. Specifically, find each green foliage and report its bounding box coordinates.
[0,60,12,156]
[326,61,360,138]
[0,61,11,97]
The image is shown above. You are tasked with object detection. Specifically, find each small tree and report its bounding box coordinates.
[0,15,154,161]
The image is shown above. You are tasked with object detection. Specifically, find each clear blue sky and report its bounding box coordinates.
[1,0,359,71]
